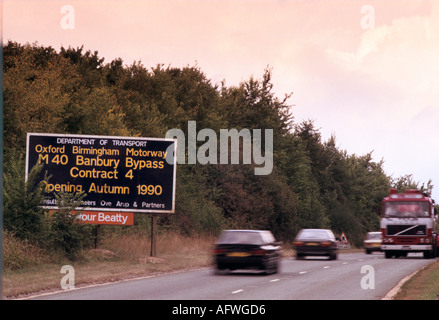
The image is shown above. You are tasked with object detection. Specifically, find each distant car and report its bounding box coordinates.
[293,229,338,260]
[364,231,382,254]
[213,230,282,275]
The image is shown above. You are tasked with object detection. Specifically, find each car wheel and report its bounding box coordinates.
[272,259,279,274]
[329,252,337,260]
[263,261,272,275]
[263,259,278,275]
[214,266,227,275]
[423,250,434,259]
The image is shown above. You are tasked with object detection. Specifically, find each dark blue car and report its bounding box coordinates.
[213,230,282,275]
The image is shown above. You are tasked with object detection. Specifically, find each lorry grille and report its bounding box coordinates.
[386,225,426,236]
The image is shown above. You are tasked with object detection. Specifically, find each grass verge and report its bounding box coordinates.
[393,260,439,300]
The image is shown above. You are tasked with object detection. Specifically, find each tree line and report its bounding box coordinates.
[3,41,434,252]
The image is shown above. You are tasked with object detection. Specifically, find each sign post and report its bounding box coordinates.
[26,133,177,256]
[95,225,100,249]
[0,8,4,298]
[150,215,157,257]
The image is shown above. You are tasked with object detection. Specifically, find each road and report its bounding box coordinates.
[29,252,435,300]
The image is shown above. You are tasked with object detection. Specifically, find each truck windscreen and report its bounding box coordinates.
[384,201,430,218]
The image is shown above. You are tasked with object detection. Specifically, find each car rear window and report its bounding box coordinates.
[297,229,332,240]
[217,231,266,245]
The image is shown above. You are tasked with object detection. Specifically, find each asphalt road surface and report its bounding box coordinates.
[29,252,435,300]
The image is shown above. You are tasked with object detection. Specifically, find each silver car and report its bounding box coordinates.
[364,231,382,254]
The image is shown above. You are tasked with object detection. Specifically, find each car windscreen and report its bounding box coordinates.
[366,233,381,240]
[217,231,265,245]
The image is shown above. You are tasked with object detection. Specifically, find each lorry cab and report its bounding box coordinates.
[380,189,437,259]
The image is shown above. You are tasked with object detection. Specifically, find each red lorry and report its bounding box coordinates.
[380,188,438,259]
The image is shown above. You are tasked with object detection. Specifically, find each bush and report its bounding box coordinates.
[3,230,48,270]
[48,192,95,260]
[4,156,95,260]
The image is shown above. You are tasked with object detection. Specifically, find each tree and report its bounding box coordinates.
[64,86,131,136]
[3,42,77,152]
[391,174,433,195]
[60,45,105,88]
[168,165,224,236]
[219,68,293,134]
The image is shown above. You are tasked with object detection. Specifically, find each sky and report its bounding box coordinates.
[3,0,439,200]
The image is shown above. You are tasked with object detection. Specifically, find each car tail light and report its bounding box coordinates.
[321,241,331,247]
[213,248,227,255]
[293,241,303,246]
[251,249,267,256]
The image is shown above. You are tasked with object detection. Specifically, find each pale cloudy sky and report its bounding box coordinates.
[4,0,439,199]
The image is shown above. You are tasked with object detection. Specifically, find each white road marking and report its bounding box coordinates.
[299,271,307,274]
[323,266,330,269]
[232,289,244,294]
[270,279,280,282]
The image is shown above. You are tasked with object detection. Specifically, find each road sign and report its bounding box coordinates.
[26,133,177,214]
[337,232,350,249]
[340,232,348,243]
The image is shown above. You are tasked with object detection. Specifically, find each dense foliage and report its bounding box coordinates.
[3,41,434,251]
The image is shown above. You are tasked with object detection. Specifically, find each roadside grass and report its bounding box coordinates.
[393,260,439,300]
[3,231,217,299]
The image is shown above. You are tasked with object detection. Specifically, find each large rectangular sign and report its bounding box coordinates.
[26,133,177,214]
